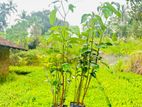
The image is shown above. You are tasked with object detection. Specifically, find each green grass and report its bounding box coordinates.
[0,66,52,107]
[1,38,142,107]
[0,66,142,107]
[103,38,142,55]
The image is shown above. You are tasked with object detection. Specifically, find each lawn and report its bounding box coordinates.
[0,66,142,107]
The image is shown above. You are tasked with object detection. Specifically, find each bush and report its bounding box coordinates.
[127,51,142,74]
[10,49,45,66]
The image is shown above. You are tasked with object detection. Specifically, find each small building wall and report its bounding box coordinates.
[0,46,10,76]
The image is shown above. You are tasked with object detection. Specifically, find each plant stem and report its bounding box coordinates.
[60,72,64,107]
[82,31,94,104]
[60,7,66,107]
[74,68,77,102]
[81,73,92,104]
[82,32,104,103]
[76,72,84,104]
[60,0,66,17]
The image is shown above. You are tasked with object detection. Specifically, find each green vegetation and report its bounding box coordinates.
[0,66,142,107]
[0,0,142,107]
[103,38,142,55]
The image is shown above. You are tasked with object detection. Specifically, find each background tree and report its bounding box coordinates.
[103,2,130,38]
[6,9,68,47]
[127,0,142,37]
[0,0,17,31]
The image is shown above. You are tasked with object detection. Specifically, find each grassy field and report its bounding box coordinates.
[0,38,142,107]
[0,66,142,107]
[103,38,142,55]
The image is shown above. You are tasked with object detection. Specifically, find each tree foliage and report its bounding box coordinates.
[0,1,17,31]
[127,0,142,37]
[5,9,68,47]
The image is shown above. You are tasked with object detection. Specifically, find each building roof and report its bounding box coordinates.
[0,37,27,51]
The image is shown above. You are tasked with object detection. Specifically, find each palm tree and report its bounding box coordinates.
[0,1,17,31]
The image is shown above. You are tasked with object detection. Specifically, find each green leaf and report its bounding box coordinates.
[69,37,81,44]
[62,63,70,72]
[50,66,57,73]
[105,42,113,46]
[92,63,100,69]
[94,15,106,30]
[81,14,91,23]
[49,9,57,25]
[97,43,107,49]
[108,2,121,17]
[69,4,75,12]
[91,71,96,78]
[102,7,113,19]
[100,2,121,18]
[111,2,120,10]
[81,44,88,53]
[97,42,112,49]
[81,48,91,55]
[69,26,80,35]
[82,66,88,73]
[52,80,58,86]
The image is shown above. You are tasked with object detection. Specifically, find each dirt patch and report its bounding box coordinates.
[102,54,129,65]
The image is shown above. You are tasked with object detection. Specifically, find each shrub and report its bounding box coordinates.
[10,49,45,66]
[127,51,142,74]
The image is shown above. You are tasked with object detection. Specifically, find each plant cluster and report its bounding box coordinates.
[45,1,121,107]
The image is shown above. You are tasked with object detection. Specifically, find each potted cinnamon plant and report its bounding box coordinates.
[70,2,121,107]
[46,0,76,107]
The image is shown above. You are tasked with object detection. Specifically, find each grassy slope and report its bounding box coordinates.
[0,66,142,107]
[103,38,142,55]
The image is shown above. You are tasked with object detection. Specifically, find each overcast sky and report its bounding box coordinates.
[5,0,126,25]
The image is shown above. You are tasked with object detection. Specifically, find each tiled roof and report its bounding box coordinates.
[0,37,27,50]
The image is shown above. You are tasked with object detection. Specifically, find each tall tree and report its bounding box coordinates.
[0,1,17,31]
[6,10,68,47]
[127,0,142,37]
[128,0,142,21]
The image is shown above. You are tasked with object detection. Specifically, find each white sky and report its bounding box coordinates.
[3,0,126,25]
